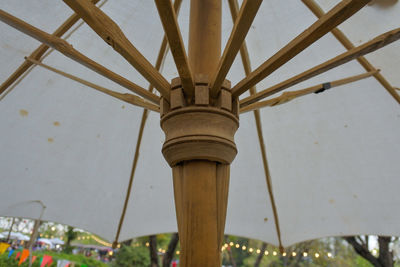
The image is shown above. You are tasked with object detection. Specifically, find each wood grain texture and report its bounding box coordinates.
[231,0,371,97]
[63,0,170,97]
[155,0,195,98]
[302,0,400,105]
[0,0,101,96]
[241,70,378,113]
[188,0,221,76]
[26,57,159,112]
[0,9,160,104]
[209,0,262,97]
[172,161,229,267]
[240,28,400,107]
[161,107,239,166]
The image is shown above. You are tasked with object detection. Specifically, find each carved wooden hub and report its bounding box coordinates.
[160,76,239,166]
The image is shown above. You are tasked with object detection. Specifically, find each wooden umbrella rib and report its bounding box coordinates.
[155,0,194,97]
[209,0,263,97]
[0,9,160,104]
[112,0,183,246]
[227,0,284,251]
[231,0,371,97]
[0,0,101,96]
[302,0,400,105]
[26,57,159,112]
[241,70,379,113]
[63,0,170,98]
[240,28,400,107]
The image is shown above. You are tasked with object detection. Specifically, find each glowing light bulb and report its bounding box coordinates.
[282,252,287,257]
[249,248,254,253]
[303,252,308,257]
[145,242,149,247]
[256,249,261,254]
[235,244,240,248]
[242,246,246,250]
[327,252,332,258]
[292,252,296,257]
[264,251,269,255]
[229,242,234,246]
[273,251,277,256]
[176,251,180,255]
[315,253,320,258]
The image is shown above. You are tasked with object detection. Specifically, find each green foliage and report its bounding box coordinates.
[112,245,150,267]
[64,226,78,253]
[0,250,107,267]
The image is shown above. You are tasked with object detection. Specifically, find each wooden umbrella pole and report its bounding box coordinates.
[160,1,238,266]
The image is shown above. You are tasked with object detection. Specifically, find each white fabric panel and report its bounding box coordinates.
[0,0,399,248]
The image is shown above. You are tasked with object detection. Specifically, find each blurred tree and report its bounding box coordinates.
[64,226,78,253]
[345,235,394,267]
[162,233,179,267]
[149,235,159,267]
[113,245,150,267]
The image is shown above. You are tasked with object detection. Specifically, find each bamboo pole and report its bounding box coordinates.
[0,9,160,104]
[169,1,227,266]
[231,0,371,97]
[188,0,221,76]
[26,57,159,112]
[209,0,263,97]
[240,28,400,107]
[241,70,378,113]
[63,0,170,98]
[301,0,400,105]
[155,0,195,98]
[227,0,284,252]
[112,0,183,247]
[0,0,101,96]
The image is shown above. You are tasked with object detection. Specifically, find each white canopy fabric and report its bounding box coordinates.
[50,238,65,245]
[1,232,30,241]
[0,0,399,248]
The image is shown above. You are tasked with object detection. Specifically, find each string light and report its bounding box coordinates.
[242,246,246,251]
[273,251,277,256]
[264,251,269,255]
[327,252,332,258]
[249,248,254,253]
[282,252,287,257]
[256,249,261,254]
[176,251,180,255]
[292,252,296,257]
[315,253,320,258]
[89,234,112,247]
[229,242,234,246]
[145,242,150,247]
[303,252,308,257]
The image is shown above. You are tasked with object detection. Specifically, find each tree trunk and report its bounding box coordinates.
[6,217,15,242]
[378,236,393,267]
[149,235,159,267]
[254,242,267,267]
[345,236,393,267]
[162,233,179,267]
